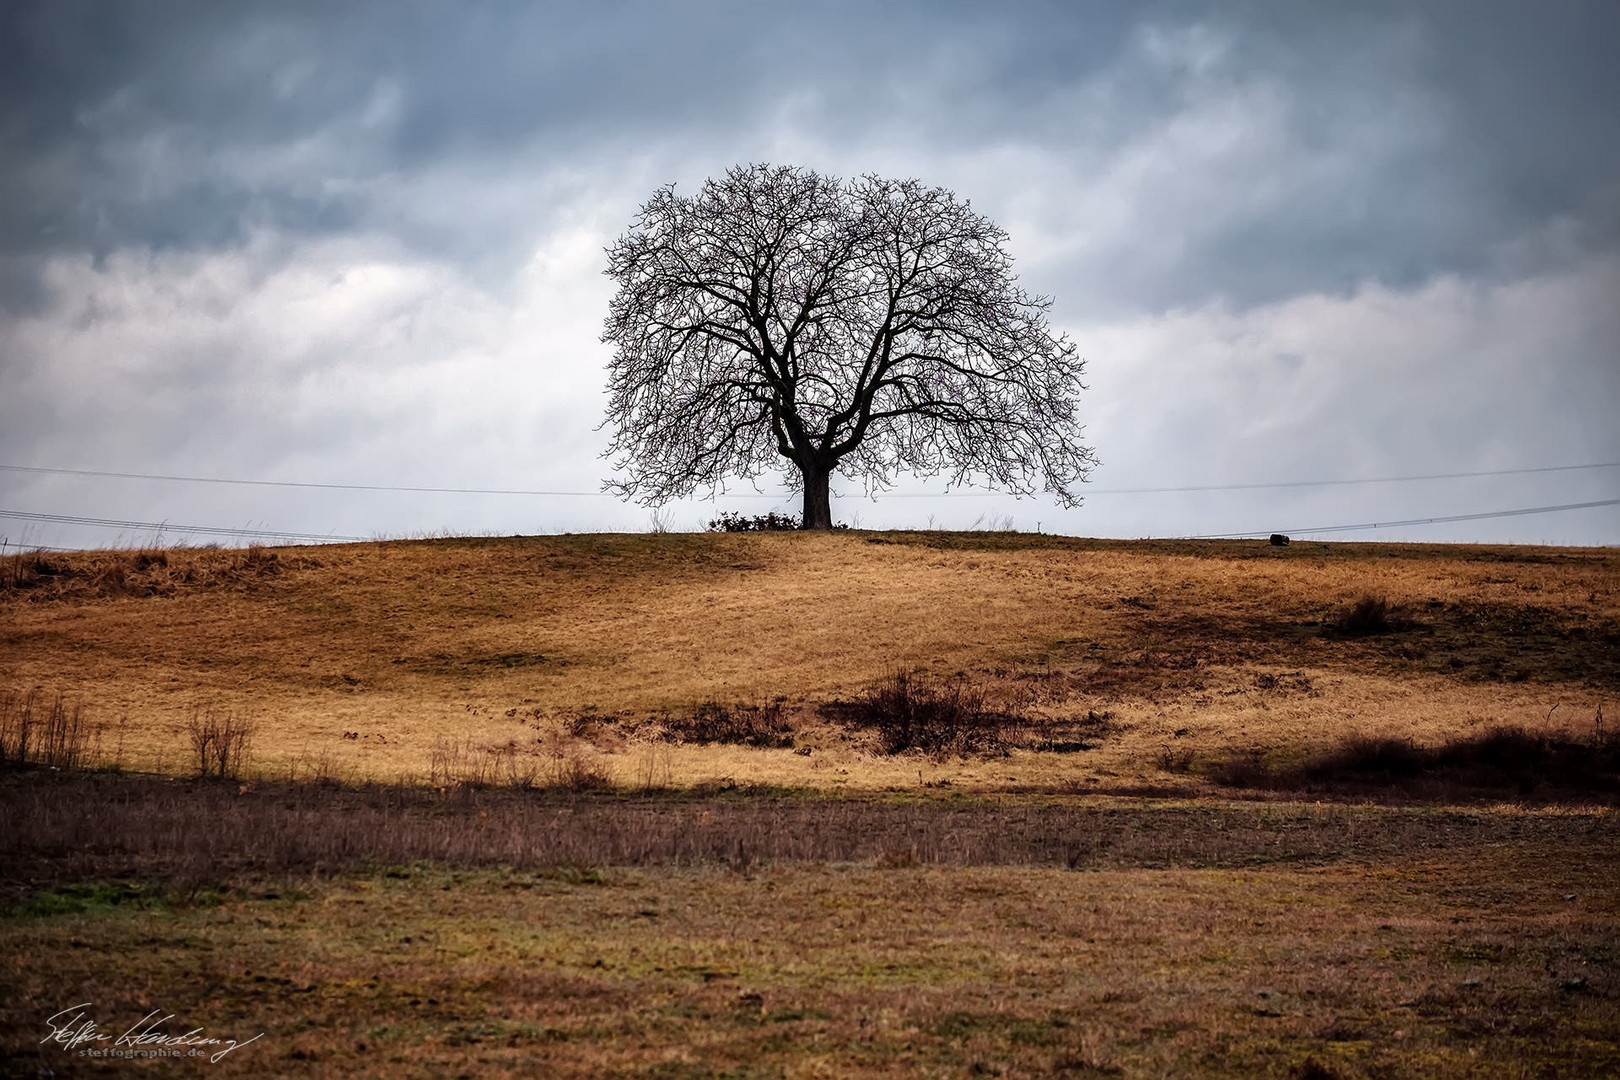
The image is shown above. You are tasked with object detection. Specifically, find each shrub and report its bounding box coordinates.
[1330,594,1415,637]
[429,736,524,790]
[1,550,67,592]
[187,707,256,780]
[826,672,1021,756]
[662,700,795,748]
[706,511,800,532]
[0,689,101,770]
[1307,735,1427,777]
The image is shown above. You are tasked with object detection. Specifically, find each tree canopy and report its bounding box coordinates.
[601,163,1095,529]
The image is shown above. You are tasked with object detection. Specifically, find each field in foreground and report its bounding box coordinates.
[2,772,1617,1078]
[2,533,1617,1076]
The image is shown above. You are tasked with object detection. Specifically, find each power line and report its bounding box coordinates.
[2,460,1616,499]
[1190,498,1620,539]
[6,497,1613,550]
[852,461,1620,496]
[0,509,364,544]
[1080,461,1620,495]
[0,464,610,498]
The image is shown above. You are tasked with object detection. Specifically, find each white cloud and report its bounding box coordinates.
[1070,255,1620,543]
[0,221,648,545]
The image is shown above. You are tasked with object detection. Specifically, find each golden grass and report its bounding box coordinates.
[2,533,1615,787]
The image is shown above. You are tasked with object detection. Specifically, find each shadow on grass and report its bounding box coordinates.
[1210,726,1620,802]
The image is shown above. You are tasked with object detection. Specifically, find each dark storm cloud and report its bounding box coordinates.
[4,1,1616,308]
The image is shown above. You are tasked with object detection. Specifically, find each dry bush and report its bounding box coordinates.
[1330,594,1416,637]
[1210,724,1620,800]
[497,745,543,789]
[1287,1058,1346,1080]
[706,511,800,532]
[662,700,795,748]
[1,550,68,592]
[283,750,350,787]
[186,708,255,780]
[0,689,101,770]
[1,543,307,602]
[825,672,1024,756]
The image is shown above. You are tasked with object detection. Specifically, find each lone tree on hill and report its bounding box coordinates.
[600,164,1096,530]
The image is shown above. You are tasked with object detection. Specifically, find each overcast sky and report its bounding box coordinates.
[2,0,1616,549]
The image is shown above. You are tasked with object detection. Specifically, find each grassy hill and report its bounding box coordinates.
[3,532,1615,791]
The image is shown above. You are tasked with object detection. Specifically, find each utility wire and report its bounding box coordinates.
[1074,461,1620,496]
[6,498,1613,550]
[0,464,607,498]
[2,460,1616,498]
[0,509,365,544]
[1190,498,1620,539]
[5,463,1613,547]
[850,461,1620,496]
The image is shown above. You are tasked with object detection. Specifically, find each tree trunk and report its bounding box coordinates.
[800,463,833,530]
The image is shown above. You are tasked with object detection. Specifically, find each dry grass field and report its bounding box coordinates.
[1,532,1615,788]
[2,532,1617,1076]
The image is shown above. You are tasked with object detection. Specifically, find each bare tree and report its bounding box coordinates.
[602,164,1095,530]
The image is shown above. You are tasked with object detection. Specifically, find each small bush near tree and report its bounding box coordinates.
[706,511,802,532]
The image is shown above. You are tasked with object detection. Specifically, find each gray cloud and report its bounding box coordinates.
[1,0,1615,547]
[7,2,1615,290]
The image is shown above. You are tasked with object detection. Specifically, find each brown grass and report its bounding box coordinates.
[3,533,1614,788]
[13,770,1614,892]
[0,542,302,601]
[2,839,1615,1077]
